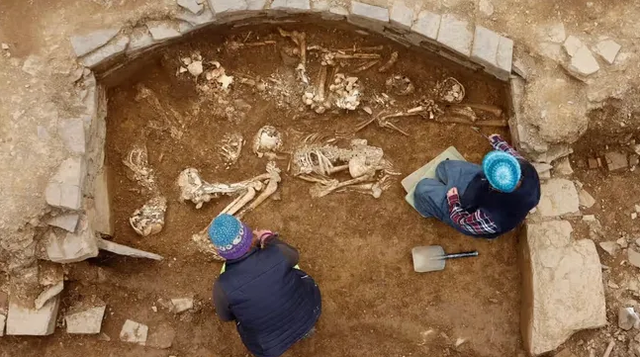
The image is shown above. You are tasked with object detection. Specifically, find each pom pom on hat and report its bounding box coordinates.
[482,151,521,193]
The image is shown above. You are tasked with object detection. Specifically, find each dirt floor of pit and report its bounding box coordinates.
[1,23,522,357]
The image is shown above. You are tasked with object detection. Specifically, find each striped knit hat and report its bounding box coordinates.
[208,214,254,260]
[482,151,522,193]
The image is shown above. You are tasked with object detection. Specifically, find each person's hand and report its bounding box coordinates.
[447,187,458,198]
[488,134,501,142]
[254,230,274,248]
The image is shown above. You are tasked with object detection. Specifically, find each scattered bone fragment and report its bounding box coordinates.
[353,60,380,73]
[329,74,362,111]
[303,66,331,114]
[225,39,277,52]
[378,51,399,73]
[129,196,167,237]
[252,125,283,158]
[435,77,465,104]
[385,75,415,96]
[187,61,203,77]
[278,28,308,84]
[219,133,244,167]
[123,145,157,192]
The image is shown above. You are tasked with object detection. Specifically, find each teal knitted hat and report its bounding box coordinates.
[208,214,253,260]
[482,151,521,193]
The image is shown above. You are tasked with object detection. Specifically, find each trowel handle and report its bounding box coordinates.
[443,251,479,260]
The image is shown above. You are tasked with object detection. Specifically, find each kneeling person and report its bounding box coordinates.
[210,214,322,357]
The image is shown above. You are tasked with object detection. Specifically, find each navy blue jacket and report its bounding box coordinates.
[213,241,321,357]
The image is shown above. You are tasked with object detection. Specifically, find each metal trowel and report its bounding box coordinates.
[412,245,479,273]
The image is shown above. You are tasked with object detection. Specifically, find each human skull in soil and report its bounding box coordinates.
[130,196,167,237]
[435,77,465,104]
[252,125,283,158]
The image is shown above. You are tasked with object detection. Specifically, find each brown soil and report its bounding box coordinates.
[1,23,521,357]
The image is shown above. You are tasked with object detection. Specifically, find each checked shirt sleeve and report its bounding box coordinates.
[490,135,524,160]
[446,193,498,235]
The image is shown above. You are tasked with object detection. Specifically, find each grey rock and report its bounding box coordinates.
[177,0,204,14]
[478,0,494,16]
[46,221,99,264]
[599,241,619,256]
[350,1,390,22]
[410,10,441,41]
[522,220,606,355]
[629,248,640,269]
[617,237,628,248]
[553,157,573,176]
[390,1,414,30]
[47,213,80,232]
[34,282,64,310]
[119,319,148,345]
[578,188,596,208]
[58,118,86,154]
[247,0,267,10]
[618,307,639,330]
[96,238,163,260]
[81,36,129,68]
[90,169,113,236]
[65,305,106,334]
[437,14,473,56]
[604,151,628,171]
[45,157,86,210]
[170,297,194,313]
[594,40,621,64]
[127,27,156,54]
[208,0,248,13]
[147,323,176,349]
[470,25,513,80]
[568,46,600,78]
[147,21,182,41]
[6,296,60,336]
[70,28,120,57]
[271,0,310,11]
[563,36,583,57]
[537,179,580,217]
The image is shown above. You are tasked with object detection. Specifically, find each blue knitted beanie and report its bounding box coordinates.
[208,214,253,260]
[482,151,521,193]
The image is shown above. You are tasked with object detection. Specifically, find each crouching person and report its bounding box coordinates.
[210,214,322,357]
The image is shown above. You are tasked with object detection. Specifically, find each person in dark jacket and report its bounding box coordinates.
[414,134,541,239]
[210,214,321,357]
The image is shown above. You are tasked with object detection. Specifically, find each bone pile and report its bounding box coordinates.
[291,135,399,198]
[178,52,234,91]
[435,77,465,104]
[123,145,167,237]
[329,74,362,111]
[219,133,244,167]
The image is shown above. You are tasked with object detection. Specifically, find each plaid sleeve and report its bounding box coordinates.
[490,135,524,160]
[447,193,498,235]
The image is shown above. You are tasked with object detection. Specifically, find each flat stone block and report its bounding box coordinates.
[437,14,472,56]
[271,0,310,11]
[390,1,414,30]
[496,36,514,77]
[594,39,621,64]
[46,217,99,263]
[408,10,441,45]
[522,220,606,355]
[65,305,106,334]
[147,21,182,41]
[45,157,86,211]
[537,179,580,217]
[350,1,389,23]
[120,319,148,345]
[471,26,513,80]
[6,296,60,336]
[247,0,267,10]
[127,27,156,55]
[92,169,113,236]
[47,213,80,233]
[208,0,248,13]
[170,298,194,313]
[311,0,329,12]
[96,238,163,260]
[70,28,120,57]
[568,46,600,78]
[177,0,204,14]
[58,118,86,154]
[81,36,129,68]
[174,8,216,27]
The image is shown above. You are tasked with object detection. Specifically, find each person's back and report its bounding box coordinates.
[210,214,321,357]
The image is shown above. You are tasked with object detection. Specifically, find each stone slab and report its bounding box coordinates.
[471,25,513,80]
[147,21,182,41]
[568,46,600,78]
[81,36,130,68]
[578,188,596,208]
[47,213,80,233]
[409,10,441,43]
[208,0,248,13]
[92,169,113,236]
[537,179,580,217]
[46,218,99,263]
[495,36,514,79]
[437,14,472,56]
[96,238,163,260]
[127,27,156,54]
[174,7,216,27]
[120,319,148,345]
[247,0,267,10]
[604,151,628,171]
[521,220,606,355]
[270,0,310,11]
[170,297,194,313]
[390,1,414,30]
[70,28,120,57]
[45,157,86,211]
[594,39,621,64]
[65,305,106,334]
[58,118,86,154]
[563,36,583,57]
[35,281,64,310]
[350,1,389,23]
[6,296,60,336]
[177,0,204,15]
[147,323,175,349]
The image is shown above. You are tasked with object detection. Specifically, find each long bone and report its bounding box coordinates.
[278,28,308,84]
[309,173,375,198]
[237,162,282,218]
